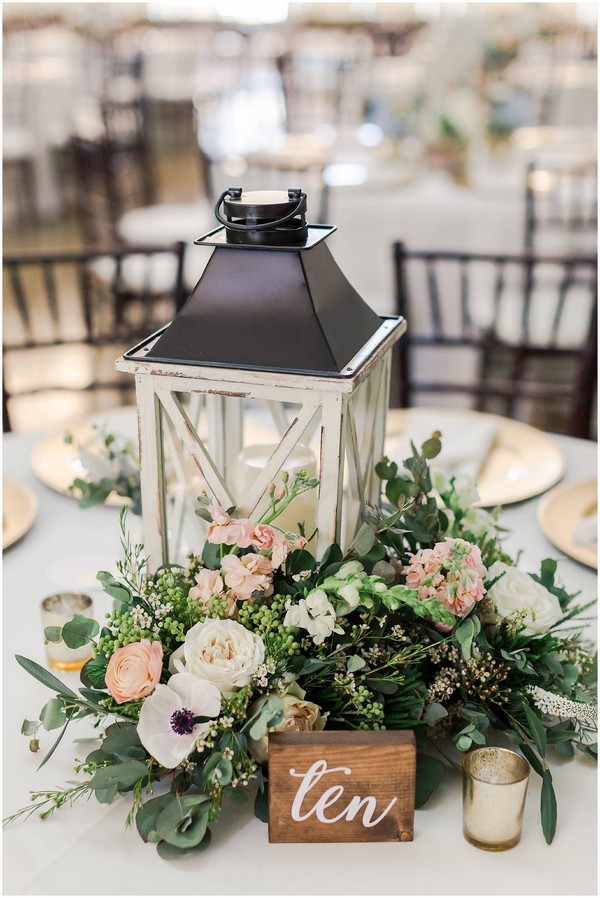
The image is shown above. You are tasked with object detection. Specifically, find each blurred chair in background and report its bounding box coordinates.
[525,159,597,254]
[392,243,597,439]
[2,242,186,432]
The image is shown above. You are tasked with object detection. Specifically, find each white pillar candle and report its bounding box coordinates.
[236,443,317,540]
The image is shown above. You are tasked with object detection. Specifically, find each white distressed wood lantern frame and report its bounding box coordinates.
[116,317,405,573]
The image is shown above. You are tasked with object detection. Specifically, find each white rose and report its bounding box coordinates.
[486,562,562,635]
[462,507,498,541]
[284,589,342,645]
[169,619,265,697]
[247,693,326,762]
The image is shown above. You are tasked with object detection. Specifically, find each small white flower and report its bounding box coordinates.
[283,589,342,645]
[527,686,597,723]
[461,506,498,541]
[452,474,480,509]
[486,563,562,635]
[137,673,221,769]
[169,618,265,697]
[431,467,451,495]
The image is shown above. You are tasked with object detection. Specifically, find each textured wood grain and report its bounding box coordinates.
[268,731,415,843]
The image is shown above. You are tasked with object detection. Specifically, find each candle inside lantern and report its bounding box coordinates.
[236,443,317,540]
[462,747,530,851]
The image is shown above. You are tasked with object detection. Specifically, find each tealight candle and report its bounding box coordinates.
[462,747,530,851]
[236,443,317,540]
[41,593,94,671]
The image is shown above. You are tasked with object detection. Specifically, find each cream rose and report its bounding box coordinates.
[247,693,326,762]
[169,619,264,697]
[105,639,163,704]
[486,562,562,635]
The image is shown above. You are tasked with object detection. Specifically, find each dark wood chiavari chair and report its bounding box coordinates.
[392,243,597,439]
[525,159,597,253]
[2,243,186,432]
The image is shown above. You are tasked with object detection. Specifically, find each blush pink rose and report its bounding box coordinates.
[105,639,163,704]
[221,553,272,600]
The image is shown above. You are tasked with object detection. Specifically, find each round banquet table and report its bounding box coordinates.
[2,426,597,896]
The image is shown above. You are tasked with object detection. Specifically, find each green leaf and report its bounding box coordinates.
[541,770,557,844]
[421,436,442,459]
[415,753,445,808]
[375,458,398,480]
[201,541,221,570]
[156,795,210,848]
[288,548,317,576]
[519,743,545,778]
[101,722,145,761]
[347,655,366,673]
[90,759,149,801]
[80,653,108,689]
[136,793,177,842]
[21,719,40,737]
[364,678,399,695]
[350,522,377,557]
[254,781,269,823]
[44,626,63,643]
[248,696,285,741]
[37,716,72,770]
[522,702,547,757]
[319,543,343,569]
[156,830,211,859]
[15,655,78,698]
[457,735,472,751]
[39,697,67,731]
[424,703,448,726]
[223,785,248,804]
[96,571,132,605]
[62,615,100,649]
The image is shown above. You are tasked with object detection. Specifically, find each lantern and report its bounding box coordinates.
[116,188,405,571]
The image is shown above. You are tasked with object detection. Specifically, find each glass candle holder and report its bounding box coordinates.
[462,747,530,851]
[41,593,94,671]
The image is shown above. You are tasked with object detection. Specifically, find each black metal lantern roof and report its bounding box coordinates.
[129,188,402,378]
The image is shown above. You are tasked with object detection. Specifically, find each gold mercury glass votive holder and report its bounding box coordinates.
[462,747,530,851]
[41,593,94,671]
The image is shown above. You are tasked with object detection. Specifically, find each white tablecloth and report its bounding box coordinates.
[2,427,597,896]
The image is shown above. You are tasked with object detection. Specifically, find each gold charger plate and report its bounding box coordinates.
[385,409,565,507]
[537,479,597,569]
[3,477,38,549]
[30,406,138,506]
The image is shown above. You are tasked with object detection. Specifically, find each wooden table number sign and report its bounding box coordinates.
[268,730,416,843]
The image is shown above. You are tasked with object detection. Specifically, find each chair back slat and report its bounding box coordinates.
[392,244,598,439]
[3,243,187,431]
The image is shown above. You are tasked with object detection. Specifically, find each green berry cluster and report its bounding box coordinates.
[97,608,154,656]
[237,595,301,659]
[350,686,386,727]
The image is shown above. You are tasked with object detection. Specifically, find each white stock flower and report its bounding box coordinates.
[527,686,597,723]
[431,467,451,495]
[284,589,343,645]
[452,474,480,509]
[169,618,265,697]
[137,673,221,769]
[486,562,562,636]
[461,506,498,541]
[337,560,365,579]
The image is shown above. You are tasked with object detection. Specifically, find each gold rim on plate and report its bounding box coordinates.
[537,479,597,570]
[3,477,38,550]
[385,409,565,507]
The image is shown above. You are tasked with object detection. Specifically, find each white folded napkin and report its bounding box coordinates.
[572,513,597,550]
[388,409,499,480]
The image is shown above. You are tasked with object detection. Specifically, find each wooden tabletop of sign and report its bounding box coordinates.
[268,730,416,843]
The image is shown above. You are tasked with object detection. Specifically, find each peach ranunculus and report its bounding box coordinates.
[188,568,237,617]
[403,538,487,619]
[206,505,254,548]
[105,639,163,704]
[221,553,272,600]
[250,523,291,569]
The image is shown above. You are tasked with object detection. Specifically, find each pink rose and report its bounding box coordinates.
[221,553,272,600]
[105,639,163,704]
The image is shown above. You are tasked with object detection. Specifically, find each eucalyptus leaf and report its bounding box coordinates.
[136,793,177,842]
[156,830,211,859]
[62,615,99,650]
[424,703,448,726]
[96,571,132,605]
[350,522,376,557]
[44,626,63,644]
[541,770,557,844]
[254,781,269,823]
[39,697,67,731]
[415,753,445,808]
[16,655,78,699]
[347,655,366,673]
[90,759,149,801]
[21,719,40,737]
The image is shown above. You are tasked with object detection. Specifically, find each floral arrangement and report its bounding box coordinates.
[6,436,596,859]
[66,428,141,514]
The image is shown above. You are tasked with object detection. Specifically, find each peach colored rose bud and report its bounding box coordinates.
[105,639,163,704]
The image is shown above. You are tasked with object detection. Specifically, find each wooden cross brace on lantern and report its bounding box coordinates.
[115,317,403,572]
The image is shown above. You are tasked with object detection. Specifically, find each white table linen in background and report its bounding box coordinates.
[2,427,597,896]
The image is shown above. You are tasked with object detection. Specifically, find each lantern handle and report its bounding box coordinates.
[214,189,307,232]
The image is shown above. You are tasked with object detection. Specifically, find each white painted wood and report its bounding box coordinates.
[268,401,290,438]
[316,392,346,556]
[345,403,366,537]
[243,404,320,516]
[157,390,236,510]
[370,355,391,505]
[135,375,168,572]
